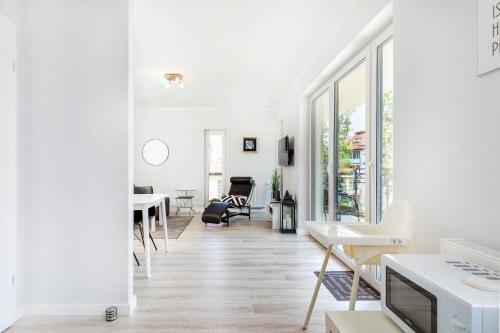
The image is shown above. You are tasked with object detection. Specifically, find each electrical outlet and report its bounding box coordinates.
[11,274,16,287]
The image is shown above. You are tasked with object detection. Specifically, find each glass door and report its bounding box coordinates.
[334,60,368,223]
[311,91,331,221]
[376,38,394,222]
[371,37,394,286]
[308,28,393,291]
[205,130,226,203]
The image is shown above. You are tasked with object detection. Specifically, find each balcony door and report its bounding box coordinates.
[334,59,368,223]
[311,90,332,221]
[308,27,393,289]
[205,130,226,204]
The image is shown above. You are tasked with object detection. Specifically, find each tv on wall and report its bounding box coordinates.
[278,136,294,166]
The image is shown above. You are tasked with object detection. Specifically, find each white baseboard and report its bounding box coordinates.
[16,305,24,320]
[23,301,135,316]
[296,228,308,236]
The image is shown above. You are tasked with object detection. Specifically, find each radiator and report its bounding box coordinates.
[250,183,272,209]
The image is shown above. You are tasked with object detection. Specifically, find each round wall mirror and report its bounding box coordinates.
[142,139,169,166]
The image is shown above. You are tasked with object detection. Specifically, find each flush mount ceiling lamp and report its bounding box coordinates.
[163,73,184,88]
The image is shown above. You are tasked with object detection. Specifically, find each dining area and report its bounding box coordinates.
[133,188,170,279]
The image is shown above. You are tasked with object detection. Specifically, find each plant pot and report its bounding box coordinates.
[272,191,281,202]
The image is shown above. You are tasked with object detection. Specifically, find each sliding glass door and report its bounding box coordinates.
[205,130,226,203]
[376,38,394,222]
[308,27,393,289]
[334,61,367,222]
[311,91,331,221]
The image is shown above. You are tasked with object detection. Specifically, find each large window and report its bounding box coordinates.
[311,91,330,221]
[309,28,393,288]
[205,130,225,201]
[376,38,394,222]
[334,61,367,222]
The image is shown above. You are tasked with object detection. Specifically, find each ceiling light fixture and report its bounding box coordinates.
[163,73,184,88]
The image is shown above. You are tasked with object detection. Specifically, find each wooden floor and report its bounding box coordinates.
[9,215,380,333]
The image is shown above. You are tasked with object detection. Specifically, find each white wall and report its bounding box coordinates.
[0,0,24,318]
[22,0,133,314]
[135,108,276,210]
[276,0,391,231]
[393,0,500,252]
[0,11,17,331]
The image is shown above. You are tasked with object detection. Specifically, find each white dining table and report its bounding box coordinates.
[133,193,169,278]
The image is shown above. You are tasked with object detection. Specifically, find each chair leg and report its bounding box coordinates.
[248,205,251,219]
[133,252,140,266]
[349,264,362,311]
[149,233,158,251]
[139,224,145,249]
[303,244,333,329]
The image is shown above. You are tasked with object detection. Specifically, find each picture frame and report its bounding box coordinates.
[243,137,257,152]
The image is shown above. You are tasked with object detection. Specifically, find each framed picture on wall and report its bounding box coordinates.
[243,137,257,152]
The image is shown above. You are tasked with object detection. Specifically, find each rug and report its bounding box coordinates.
[151,215,193,239]
[314,271,380,301]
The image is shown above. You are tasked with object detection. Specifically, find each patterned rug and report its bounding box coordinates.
[314,271,380,301]
[151,215,193,239]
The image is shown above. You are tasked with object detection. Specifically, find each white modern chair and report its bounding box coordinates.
[303,200,414,329]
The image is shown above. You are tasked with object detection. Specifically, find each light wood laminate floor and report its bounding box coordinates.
[9,215,380,333]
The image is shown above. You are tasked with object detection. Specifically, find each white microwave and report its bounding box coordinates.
[381,253,499,333]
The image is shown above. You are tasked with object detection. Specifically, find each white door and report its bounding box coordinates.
[0,13,18,332]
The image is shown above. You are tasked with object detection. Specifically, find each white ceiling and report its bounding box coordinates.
[134,0,354,109]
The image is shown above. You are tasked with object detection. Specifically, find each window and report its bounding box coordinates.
[205,130,225,201]
[311,91,331,221]
[376,38,394,222]
[308,27,393,287]
[334,61,367,222]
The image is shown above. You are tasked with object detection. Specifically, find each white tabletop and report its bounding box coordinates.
[133,193,169,209]
[305,221,409,246]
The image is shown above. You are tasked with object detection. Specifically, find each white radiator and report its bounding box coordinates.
[250,183,272,209]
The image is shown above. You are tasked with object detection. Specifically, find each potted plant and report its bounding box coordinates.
[271,168,281,202]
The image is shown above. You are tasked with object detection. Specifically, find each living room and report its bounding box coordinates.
[1,1,499,333]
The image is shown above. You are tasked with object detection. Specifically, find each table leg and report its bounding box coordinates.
[159,208,163,226]
[150,216,156,232]
[161,200,169,252]
[348,264,361,311]
[142,208,151,279]
[303,244,332,330]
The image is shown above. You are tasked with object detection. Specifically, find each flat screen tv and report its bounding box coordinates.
[278,136,293,166]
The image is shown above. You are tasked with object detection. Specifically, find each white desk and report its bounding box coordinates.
[303,221,409,329]
[133,193,169,278]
